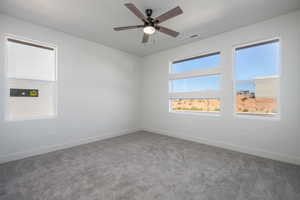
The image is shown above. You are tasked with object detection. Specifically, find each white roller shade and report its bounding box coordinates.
[7,39,56,81]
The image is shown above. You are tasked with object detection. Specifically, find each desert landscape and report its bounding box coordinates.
[171,98,220,112]
[171,94,277,114]
[236,94,277,114]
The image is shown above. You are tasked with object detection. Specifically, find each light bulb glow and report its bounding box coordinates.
[143,26,156,35]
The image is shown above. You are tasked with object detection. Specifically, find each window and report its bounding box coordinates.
[170,98,221,112]
[5,36,57,121]
[169,52,222,113]
[171,75,221,93]
[172,53,220,73]
[234,39,280,116]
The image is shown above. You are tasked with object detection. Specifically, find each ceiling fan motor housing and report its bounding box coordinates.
[145,9,156,27]
[146,9,153,17]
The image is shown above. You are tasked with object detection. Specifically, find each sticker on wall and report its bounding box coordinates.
[10,88,39,97]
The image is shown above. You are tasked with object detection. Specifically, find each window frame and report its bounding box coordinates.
[3,34,58,122]
[168,50,223,115]
[232,37,281,120]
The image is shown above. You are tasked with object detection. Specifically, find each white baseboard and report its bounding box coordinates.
[142,127,300,166]
[0,128,140,164]
[2,128,299,166]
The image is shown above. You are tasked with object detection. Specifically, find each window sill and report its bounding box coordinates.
[4,114,57,122]
[235,113,280,120]
[7,77,56,82]
[169,110,221,117]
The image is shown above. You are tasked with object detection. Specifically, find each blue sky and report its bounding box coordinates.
[172,76,220,92]
[172,54,220,73]
[171,41,279,93]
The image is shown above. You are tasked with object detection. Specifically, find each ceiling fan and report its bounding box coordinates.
[113,3,183,43]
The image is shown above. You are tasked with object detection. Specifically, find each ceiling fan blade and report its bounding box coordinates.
[157,26,179,37]
[142,33,150,43]
[113,25,144,31]
[155,6,183,24]
[125,3,147,22]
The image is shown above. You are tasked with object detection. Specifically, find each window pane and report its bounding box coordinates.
[235,41,279,81]
[236,79,278,114]
[172,53,220,73]
[7,79,56,120]
[170,99,220,112]
[235,40,279,115]
[171,75,220,93]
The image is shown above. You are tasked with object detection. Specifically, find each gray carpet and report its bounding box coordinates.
[0,131,299,200]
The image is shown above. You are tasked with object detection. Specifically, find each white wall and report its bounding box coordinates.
[0,14,141,163]
[141,10,300,165]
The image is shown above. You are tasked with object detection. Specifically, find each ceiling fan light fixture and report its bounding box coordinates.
[143,26,156,35]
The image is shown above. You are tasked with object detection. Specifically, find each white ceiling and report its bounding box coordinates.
[0,0,300,56]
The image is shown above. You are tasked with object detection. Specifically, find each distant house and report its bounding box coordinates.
[237,90,255,98]
[254,75,279,98]
[237,90,250,95]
